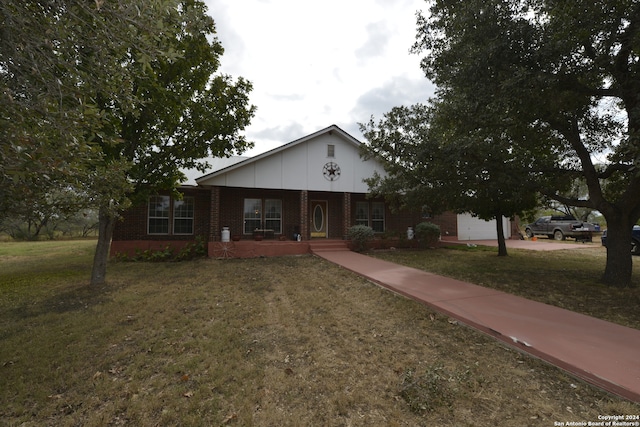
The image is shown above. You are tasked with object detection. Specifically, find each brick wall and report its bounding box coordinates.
[299,190,308,240]
[113,185,462,245]
[216,187,302,240]
[346,194,459,238]
[342,192,351,238]
[430,211,458,238]
[112,188,210,242]
[209,186,220,242]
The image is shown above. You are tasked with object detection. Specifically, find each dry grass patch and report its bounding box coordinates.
[0,241,638,426]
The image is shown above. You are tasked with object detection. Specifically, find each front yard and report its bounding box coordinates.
[0,240,638,426]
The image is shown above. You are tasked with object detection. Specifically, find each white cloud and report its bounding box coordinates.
[355,21,393,63]
[204,0,434,156]
[351,75,436,124]
[251,122,306,148]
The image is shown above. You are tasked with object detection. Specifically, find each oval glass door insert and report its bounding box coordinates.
[313,205,324,232]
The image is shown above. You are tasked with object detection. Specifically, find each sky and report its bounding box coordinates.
[203,0,436,157]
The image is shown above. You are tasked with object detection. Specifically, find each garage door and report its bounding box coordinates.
[457,214,511,240]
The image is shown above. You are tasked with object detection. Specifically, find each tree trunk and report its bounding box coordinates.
[495,215,508,257]
[90,206,115,286]
[601,219,634,287]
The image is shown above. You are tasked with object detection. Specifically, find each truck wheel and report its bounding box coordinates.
[553,230,565,240]
[525,228,533,238]
[632,240,640,255]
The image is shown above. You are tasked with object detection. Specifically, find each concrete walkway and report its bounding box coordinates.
[312,248,640,403]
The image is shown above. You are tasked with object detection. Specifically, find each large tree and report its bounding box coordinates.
[89,0,255,285]
[1,1,135,225]
[407,0,640,287]
[1,0,256,285]
[360,98,547,256]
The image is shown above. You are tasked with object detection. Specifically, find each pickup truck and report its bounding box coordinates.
[601,225,640,255]
[524,216,601,241]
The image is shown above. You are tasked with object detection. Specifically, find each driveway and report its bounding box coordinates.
[441,238,602,251]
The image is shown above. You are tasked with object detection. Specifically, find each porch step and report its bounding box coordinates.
[309,240,350,253]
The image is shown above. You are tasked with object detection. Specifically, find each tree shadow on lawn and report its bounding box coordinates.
[5,283,114,323]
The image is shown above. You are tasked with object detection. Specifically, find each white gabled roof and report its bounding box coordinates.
[194,124,384,192]
[195,124,360,184]
[180,156,248,185]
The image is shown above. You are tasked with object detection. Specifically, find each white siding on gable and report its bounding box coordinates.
[280,137,312,190]
[197,127,385,192]
[352,154,384,192]
[281,142,309,189]
[255,152,284,188]
[226,163,257,188]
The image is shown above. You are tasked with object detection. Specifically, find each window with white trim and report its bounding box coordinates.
[173,198,194,234]
[244,198,262,234]
[354,201,385,232]
[148,196,170,234]
[147,196,194,235]
[265,199,282,233]
[244,198,283,234]
[355,202,369,227]
[371,202,385,232]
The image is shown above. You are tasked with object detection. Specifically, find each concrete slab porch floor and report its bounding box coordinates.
[312,247,640,403]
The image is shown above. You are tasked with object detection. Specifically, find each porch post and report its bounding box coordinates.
[300,190,308,240]
[209,186,220,242]
[343,192,351,239]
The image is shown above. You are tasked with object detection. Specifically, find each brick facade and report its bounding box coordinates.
[430,212,459,238]
[214,187,303,241]
[109,125,522,257]
[111,185,476,257]
[342,192,351,238]
[347,193,459,238]
[112,188,210,242]
[299,190,308,240]
[209,186,220,242]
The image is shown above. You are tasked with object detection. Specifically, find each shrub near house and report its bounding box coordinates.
[348,225,375,252]
[415,222,441,248]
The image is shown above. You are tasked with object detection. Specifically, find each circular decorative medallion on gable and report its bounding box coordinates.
[322,162,341,181]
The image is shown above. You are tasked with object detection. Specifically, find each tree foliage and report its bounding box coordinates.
[1,1,128,223]
[360,99,543,256]
[1,0,256,284]
[364,0,639,285]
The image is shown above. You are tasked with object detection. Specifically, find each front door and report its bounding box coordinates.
[311,201,328,238]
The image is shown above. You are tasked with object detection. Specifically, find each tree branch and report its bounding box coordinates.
[598,163,634,179]
[540,190,595,209]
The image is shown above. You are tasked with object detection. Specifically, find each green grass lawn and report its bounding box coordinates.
[0,240,95,303]
[371,243,640,329]
[1,240,638,426]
